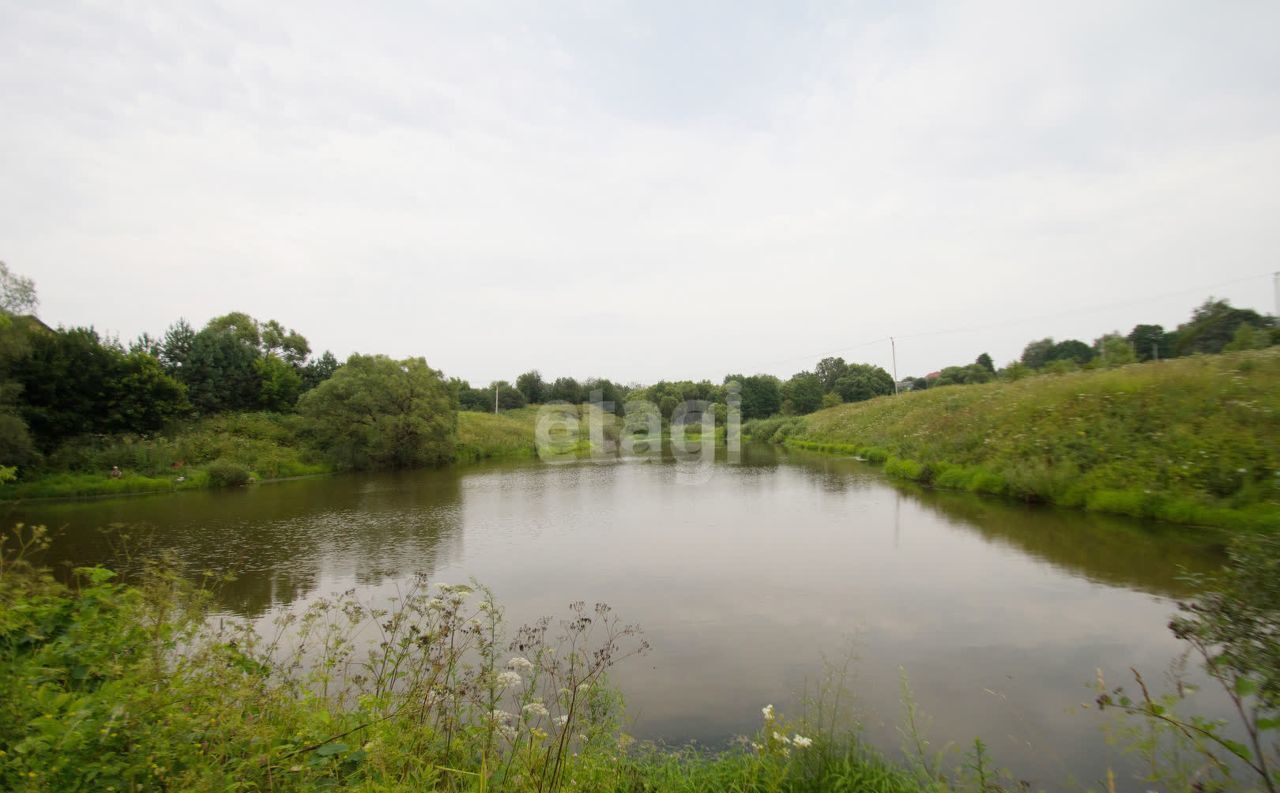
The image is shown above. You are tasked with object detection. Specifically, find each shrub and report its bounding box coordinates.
[204,458,250,488]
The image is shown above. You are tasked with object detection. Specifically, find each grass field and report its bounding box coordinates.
[747,349,1280,531]
[455,409,539,462]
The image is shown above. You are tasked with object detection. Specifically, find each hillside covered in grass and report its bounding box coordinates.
[455,408,539,462]
[747,349,1280,531]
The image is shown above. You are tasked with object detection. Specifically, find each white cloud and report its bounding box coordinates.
[3,0,1278,383]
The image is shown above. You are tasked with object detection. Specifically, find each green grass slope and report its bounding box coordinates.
[455,409,539,462]
[760,349,1280,531]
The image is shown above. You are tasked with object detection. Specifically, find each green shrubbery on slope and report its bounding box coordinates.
[752,350,1280,531]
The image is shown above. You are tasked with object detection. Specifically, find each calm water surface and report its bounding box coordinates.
[9,445,1227,787]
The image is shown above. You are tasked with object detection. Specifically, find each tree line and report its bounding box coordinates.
[1,255,1276,479]
[0,262,456,475]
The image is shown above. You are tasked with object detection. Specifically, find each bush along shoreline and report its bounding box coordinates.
[745,350,1280,532]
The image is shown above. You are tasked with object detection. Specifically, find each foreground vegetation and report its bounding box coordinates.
[0,524,929,793]
[746,350,1280,532]
[2,523,1277,792]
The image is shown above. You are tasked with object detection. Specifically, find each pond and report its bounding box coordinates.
[7,444,1228,787]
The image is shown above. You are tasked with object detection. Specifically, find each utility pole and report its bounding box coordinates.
[1273,271,1279,318]
[494,382,499,414]
[890,337,899,395]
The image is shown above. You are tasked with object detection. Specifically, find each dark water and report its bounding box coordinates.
[7,445,1228,787]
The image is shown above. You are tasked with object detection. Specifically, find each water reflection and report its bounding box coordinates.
[6,468,466,616]
[10,447,1228,788]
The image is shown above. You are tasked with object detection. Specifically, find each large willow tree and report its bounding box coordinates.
[298,354,458,470]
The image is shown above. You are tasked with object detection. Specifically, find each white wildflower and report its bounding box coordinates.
[761,704,775,721]
[507,656,534,672]
[523,702,549,719]
[496,671,522,688]
[576,682,591,693]
[792,734,813,748]
[498,725,517,741]
[490,709,513,725]
[555,714,569,727]
[773,731,790,744]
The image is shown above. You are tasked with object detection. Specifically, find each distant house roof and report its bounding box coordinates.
[924,371,941,379]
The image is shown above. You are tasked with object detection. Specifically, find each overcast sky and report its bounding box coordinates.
[3,1,1279,384]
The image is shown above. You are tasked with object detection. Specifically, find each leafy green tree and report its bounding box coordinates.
[516,370,547,404]
[491,380,527,410]
[1020,338,1055,369]
[781,371,824,415]
[814,357,848,392]
[15,327,121,445]
[998,361,1032,381]
[820,392,843,409]
[976,353,995,374]
[0,261,37,316]
[549,377,584,404]
[301,350,339,391]
[1127,324,1174,362]
[107,352,189,431]
[1175,298,1271,356]
[159,319,196,374]
[205,311,262,348]
[1093,333,1137,366]
[166,314,315,412]
[1223,323,1273,352]
[178,327,262,413]
[451,379,490,412]
[1046,339,1095,366]
[584,377,624,414]
[255,354,304,411]
[0,264,38,470]
[128,333,161,357]
[833,364,893,403]
[723,374,781,420]
[260,319,310,365]
[299,354,457,469]
[14,327,186,448]
[935,364,993,386]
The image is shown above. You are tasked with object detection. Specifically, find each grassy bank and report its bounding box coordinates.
[3,406,582,500]
[455,408,540,463]
[1,412,331,501]
[456,405,627,464]
[746,349,1280,532]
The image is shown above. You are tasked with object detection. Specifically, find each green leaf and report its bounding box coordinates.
[1220,738,1252,762]
[1257,717,1280,732]
[315,742,348,757]
[1234,677,1258,697]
